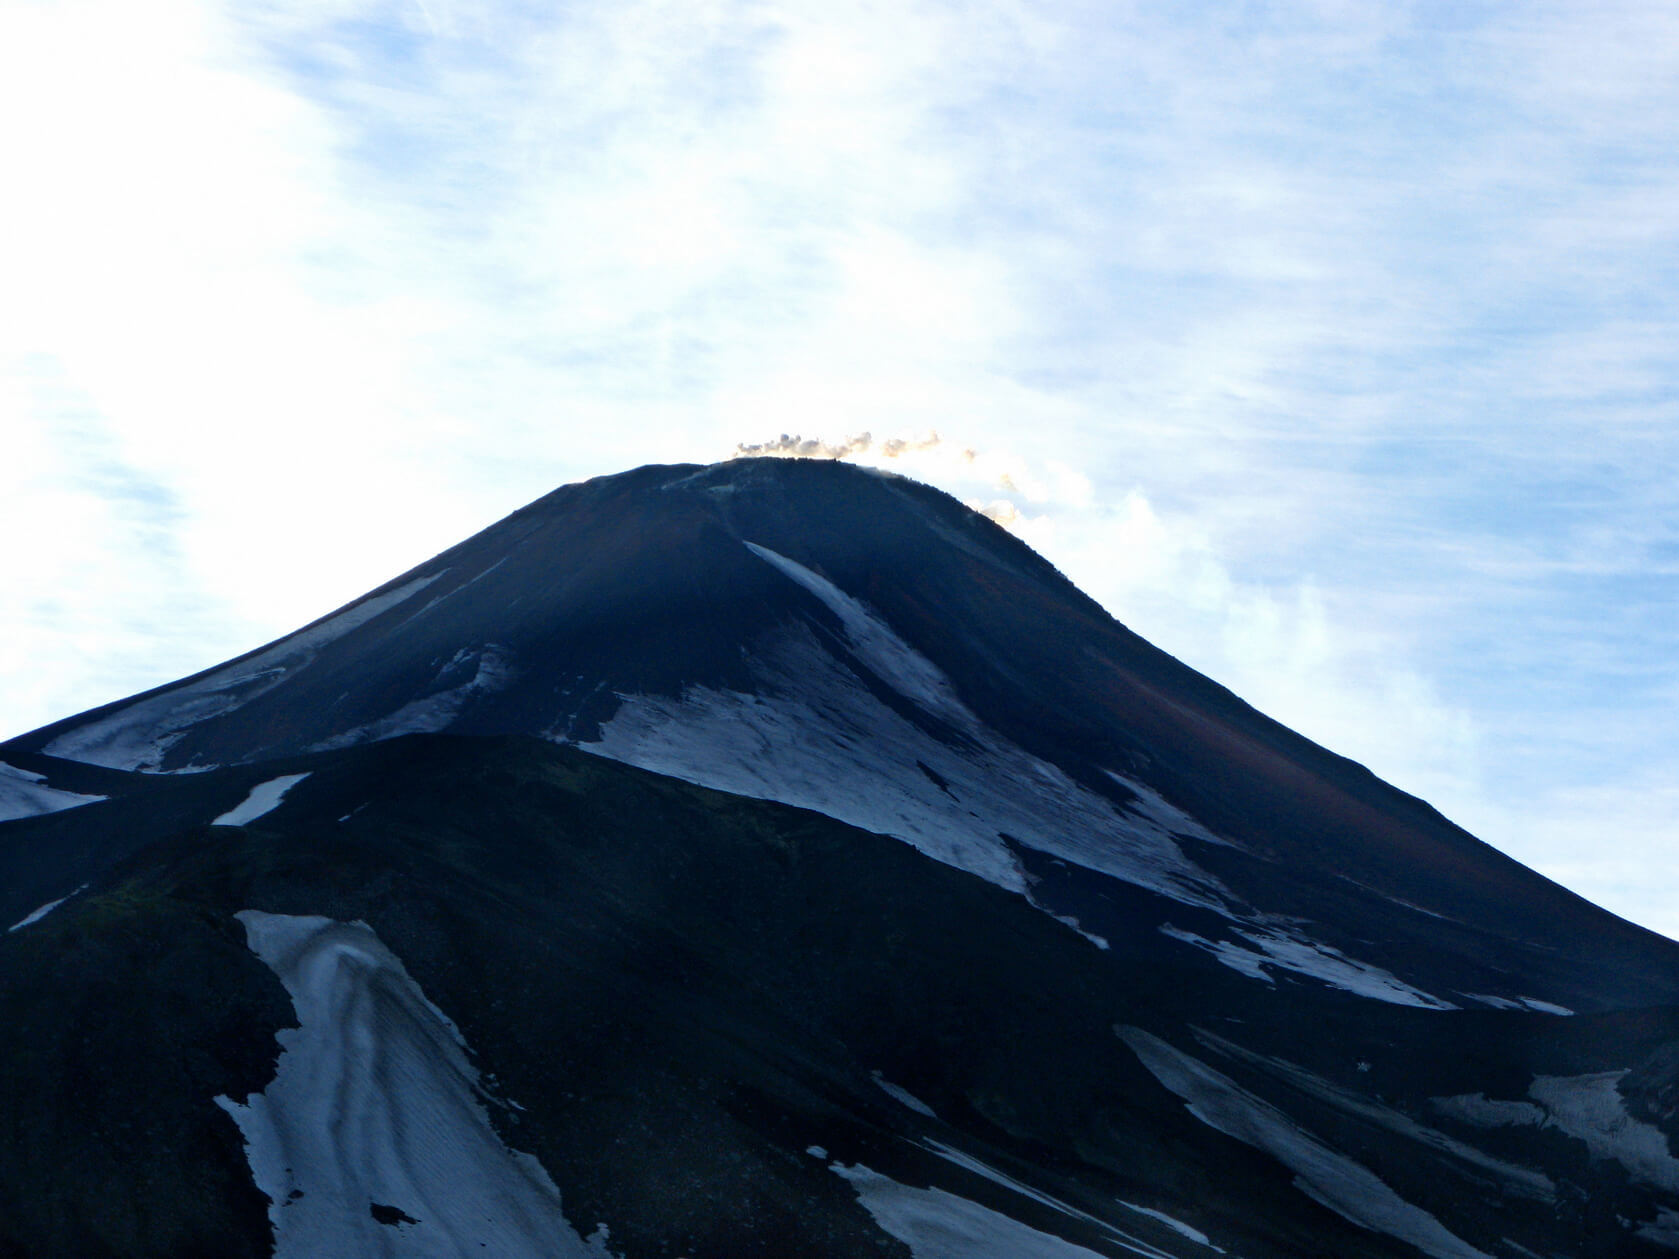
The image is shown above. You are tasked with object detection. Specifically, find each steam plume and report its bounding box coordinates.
[733,432,952,461]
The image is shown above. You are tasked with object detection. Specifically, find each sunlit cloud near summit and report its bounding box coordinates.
[3,0,1676,935]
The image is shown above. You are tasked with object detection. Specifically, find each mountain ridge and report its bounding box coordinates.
[4,457,1678,1258]
[7,459,1663,1007]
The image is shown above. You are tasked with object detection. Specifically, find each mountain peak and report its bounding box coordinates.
[7,459,1670,1011]
[6,458,1679,1257]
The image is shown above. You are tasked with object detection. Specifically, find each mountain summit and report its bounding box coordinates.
[4,458,1677,1258]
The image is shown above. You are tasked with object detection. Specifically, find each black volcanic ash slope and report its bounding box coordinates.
[9,458,1673,1013]
[3,458,1679,1259]
[7,735,1678,1258]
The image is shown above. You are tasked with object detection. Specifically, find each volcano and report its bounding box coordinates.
[3,458,1676,1258]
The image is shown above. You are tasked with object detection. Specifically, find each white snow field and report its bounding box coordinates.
[584,542,1468,1005]
[1116,1026,1494,1259]
[211,773,312,827]
[215,911,609,1259]
[582,543,1234,915]
[0,761,105,822]
[1531,1073,1679,1192]
[1434,1072,1679,1194]
[44,574,440,771]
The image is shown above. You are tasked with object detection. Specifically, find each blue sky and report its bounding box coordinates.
[3,0,1676,935]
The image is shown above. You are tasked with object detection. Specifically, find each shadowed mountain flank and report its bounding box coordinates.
[4,459,1677,1258]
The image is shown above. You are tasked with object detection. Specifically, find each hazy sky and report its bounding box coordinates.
[4,1,1676,935]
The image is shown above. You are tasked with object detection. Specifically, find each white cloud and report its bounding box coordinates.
[997,482,1485,815]
[2,0,1674,936]
[1477,775,1679,943]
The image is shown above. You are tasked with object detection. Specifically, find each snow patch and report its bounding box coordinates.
[7,883,88,932]
[1099,770,1231,850]
[215,911,608,1259]
[922,1141,1086,1221]
[1159,922,1457,1009]
[1428,1094,1549,1129]
[1433,1073,1679,1194]
[1159,925,1272,982]
[918,1140,1195,1256]
[1528,1073,1679,1192]
[746,542,973,725]
[1116,1202,1220,1250]
[1332,873,1461,924]
[1460,994,1574,1016]
[920,1141,1101,1235]
[213,773,312,827]
[580,621,1232,914]
[1192,1030,1553,1200]
[386,559,506,633]
[313,644,517,751]
[0,761,106,822]
[1046,911,1110,950]
[45,575,440,770]
[873,1071,938,1118]
[831,1162,1136,1259]
[1117,1026,1494,1259]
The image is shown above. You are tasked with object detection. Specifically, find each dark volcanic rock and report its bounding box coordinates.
[4,459,1678,1258]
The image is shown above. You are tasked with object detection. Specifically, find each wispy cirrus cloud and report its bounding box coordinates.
[3,0,1675,931]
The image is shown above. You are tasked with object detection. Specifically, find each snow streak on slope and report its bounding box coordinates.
[1435,1073,1679,1194]
[874,1071,939,1119]
[583,545,1232,914]
[0,761,105,822]
[313,644,518,751]
[1117,1203,1220,1251]
[44,575,440,771]
[212,774,311,827]
[1116,1026,1494,1259]
[1158,923,1458,1010]
[1529,1073,1679,1192]
[831,1162,1143,1259]
[7,884,87,933]
[743,542,973,725]
[914,1138,1208,1255]
[215,911,607,1259]
[1190,1030,1554,1200]
[1459,993,1575,1016]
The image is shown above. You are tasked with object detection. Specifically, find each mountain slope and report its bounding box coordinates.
[8,734,1679,1258]
[10,459,1669,1013]
[4,458,1678,1258]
